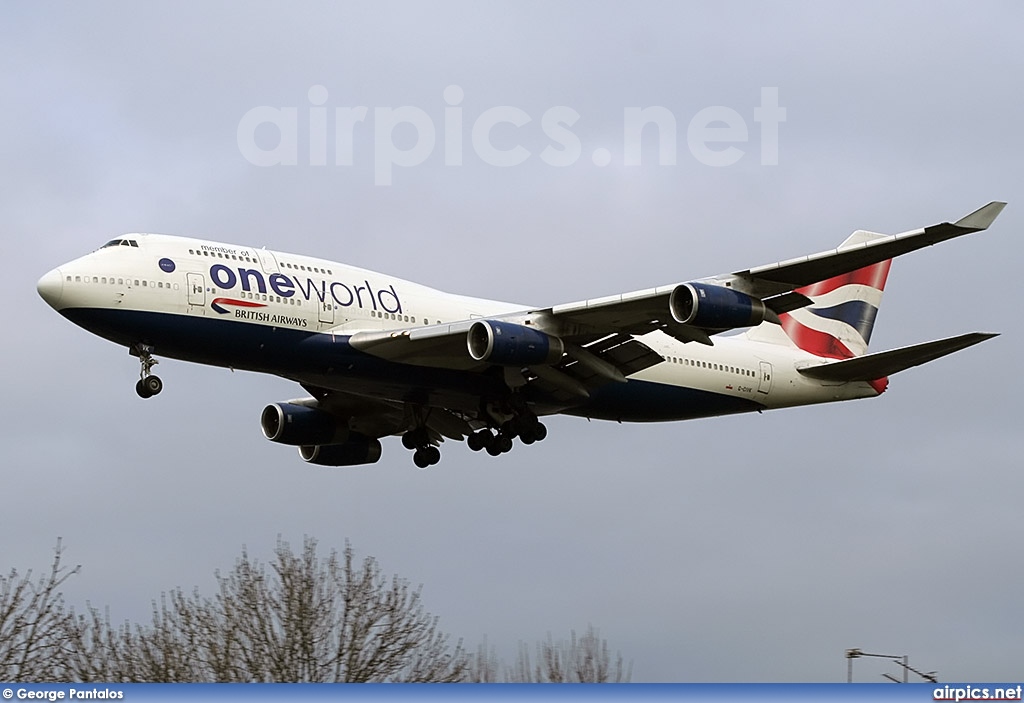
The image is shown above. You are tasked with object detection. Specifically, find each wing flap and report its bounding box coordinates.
[797,332,998,382]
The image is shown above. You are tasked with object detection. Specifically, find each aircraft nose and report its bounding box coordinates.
[37,268,64,309]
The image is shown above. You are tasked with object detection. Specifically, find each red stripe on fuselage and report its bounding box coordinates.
[212,297,266,308]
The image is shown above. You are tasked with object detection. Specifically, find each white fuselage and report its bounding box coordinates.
[37,233,881,424]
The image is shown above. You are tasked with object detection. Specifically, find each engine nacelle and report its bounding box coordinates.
[261,402,349,446]
[299,435,383,466]
[467,320,564,366]
[669,282,766,331]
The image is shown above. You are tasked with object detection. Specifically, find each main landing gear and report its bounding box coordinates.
[402,427,441,469]
[132,344,163,399]
[467,413,548,457]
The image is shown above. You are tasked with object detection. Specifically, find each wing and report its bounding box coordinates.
[348,202,1004,404]
[540,201,1005,330]
[719,201,1006,298]
[349,321,664,406]
[297,383,480,442]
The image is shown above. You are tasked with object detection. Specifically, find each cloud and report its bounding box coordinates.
[3,1,1022,681]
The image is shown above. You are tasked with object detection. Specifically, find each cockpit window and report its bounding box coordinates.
[102,239,124,248]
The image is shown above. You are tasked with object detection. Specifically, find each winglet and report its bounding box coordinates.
[954,201,1007,231]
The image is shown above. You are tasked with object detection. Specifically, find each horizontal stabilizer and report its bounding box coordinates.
[797,332,998,382]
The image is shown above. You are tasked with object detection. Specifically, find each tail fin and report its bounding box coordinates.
[748,230,892,358]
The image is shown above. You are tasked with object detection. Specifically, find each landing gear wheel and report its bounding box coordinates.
[133,344,162,399]
[533,422,547,442]
[413,450,431,469]
[467,430,492,452]
[143,375,163,396]
[413,446,441,469]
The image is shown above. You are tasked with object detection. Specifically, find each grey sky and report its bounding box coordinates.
[2,1,1022,682]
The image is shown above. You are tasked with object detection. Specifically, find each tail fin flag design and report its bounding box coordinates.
[779,258,891,359]
[776,229,893,359]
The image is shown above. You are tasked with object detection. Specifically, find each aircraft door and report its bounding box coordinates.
[319,296,335,327]
[757,361,773,394]
[187,272,206,313]
[187,273,206,309]
[255,248,279,273]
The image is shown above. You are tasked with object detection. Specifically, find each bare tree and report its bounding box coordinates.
[62,537,468,682]
[6,539,632,683]
[506,626,632,683]
[0,539,79,681]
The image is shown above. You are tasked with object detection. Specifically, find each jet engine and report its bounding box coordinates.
[467,320,564,366]
[260,402,349,446]
[669,282,766,331]
[299,435,383,466]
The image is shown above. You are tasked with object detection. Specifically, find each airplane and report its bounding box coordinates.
[36,202,1004,468]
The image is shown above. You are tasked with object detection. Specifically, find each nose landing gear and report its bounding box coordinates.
[132,344,163,399]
